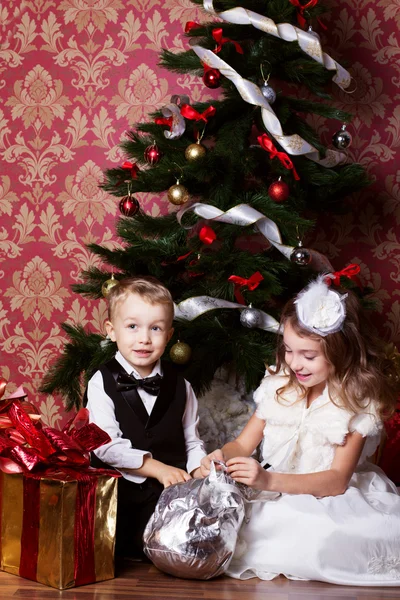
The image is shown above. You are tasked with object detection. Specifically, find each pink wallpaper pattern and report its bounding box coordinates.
[0,0,399,431]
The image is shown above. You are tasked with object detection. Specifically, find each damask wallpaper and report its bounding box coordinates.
[0,0,399,435]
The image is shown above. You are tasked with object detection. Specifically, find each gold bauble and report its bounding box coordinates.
[169,341,192,365]
[101,274,119,297]
[167,183,189,206]
[185,142,206,162]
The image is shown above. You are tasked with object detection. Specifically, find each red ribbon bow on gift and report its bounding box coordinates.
[0,396,112,474]
[258,134,300,180]
[0,384,119,588]
[212,28,244,54]
[325,263,361,287]
[121,161,139,179]
[228,271,264,304]
[289,0,319,28]
[181,103,216,123]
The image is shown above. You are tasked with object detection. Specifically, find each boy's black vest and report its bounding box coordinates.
[90,358,187,473]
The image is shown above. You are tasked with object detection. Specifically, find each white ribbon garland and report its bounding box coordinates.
[191,44,346,168]
[158,95,189,140]
[174,295,280,333]
[203,0,351,90]
[177,201,333,271]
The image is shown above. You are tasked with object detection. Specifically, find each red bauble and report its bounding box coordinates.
[119,195,140,217]
[202,68,221,89]
[268,179,289,202]
[144,143,162,165]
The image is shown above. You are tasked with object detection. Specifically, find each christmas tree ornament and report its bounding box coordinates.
[268,177,289,202]
[119,194,140,216]
[170,340,192,364]
[260,63,276,104]
[185,140,207,162]
[202,65,221,89]
[240,305,263,329]
[307,25,320,40]
[290,240,312,266]
[261,83,276,104]
[167,179,189,205]
[144,142,162,165]
[332,124,352,150]
[101,274,119,297]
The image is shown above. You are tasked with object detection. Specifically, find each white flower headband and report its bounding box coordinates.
[294,265,360,337]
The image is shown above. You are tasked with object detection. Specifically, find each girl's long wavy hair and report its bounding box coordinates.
[271,289,399,420]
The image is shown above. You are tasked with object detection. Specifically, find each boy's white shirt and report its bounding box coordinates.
[86,351,206,484]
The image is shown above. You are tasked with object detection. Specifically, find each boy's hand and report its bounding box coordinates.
[156,464,191,488]
[200,449,225,477]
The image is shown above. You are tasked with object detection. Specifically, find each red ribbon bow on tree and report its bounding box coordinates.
[180,103,216,123]
[288,0,319,28]
[325,263,361,287]
[155,116,173,130]
[212,28,244,54]
[121,161,139,179]
[257,134,300,180]
[228,271,264,304]
[185,21,201,33]
[199,225,216,245]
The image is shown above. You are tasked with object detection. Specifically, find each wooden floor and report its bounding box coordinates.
[0,561,399,599]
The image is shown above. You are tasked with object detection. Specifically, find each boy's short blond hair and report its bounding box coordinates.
[107,276,174,325]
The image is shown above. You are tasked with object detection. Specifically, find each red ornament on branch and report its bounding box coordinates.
[144,143,162,165]
[268,178,290,202]
[119,195,140,217]
[202,64,221,89]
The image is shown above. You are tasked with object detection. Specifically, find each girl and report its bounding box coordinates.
[201,273,400,586]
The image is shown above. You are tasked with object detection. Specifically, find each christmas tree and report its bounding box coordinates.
[41,0,369,412]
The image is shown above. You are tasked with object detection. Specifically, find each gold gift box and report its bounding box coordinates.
[0,470,117,589]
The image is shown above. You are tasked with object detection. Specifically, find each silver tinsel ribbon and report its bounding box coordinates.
[191,44,346,168]
[174,295,280,333]
[202,0,352,90]
[177,201,333,271]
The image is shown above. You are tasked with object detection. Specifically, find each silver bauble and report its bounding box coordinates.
[290,243,312,266]
[307,25,320,40]
[240,306,263,328]
[260,83,276,104]
[332,124,352,150]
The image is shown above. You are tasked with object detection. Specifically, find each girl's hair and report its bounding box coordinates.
[106,276,174,325]
[272,289,399,420]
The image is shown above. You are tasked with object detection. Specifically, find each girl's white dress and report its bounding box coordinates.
[226,373,400,586]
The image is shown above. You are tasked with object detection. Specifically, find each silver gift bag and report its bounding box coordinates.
[143,461,247,579]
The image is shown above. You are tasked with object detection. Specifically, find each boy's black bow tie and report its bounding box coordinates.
[116,372,162,396]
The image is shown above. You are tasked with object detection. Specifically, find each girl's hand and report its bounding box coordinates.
[226,456,268,490]
[200,449,225,477]
[190,466,203,479]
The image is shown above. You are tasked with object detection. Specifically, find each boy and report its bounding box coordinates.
[86,276,206,559]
